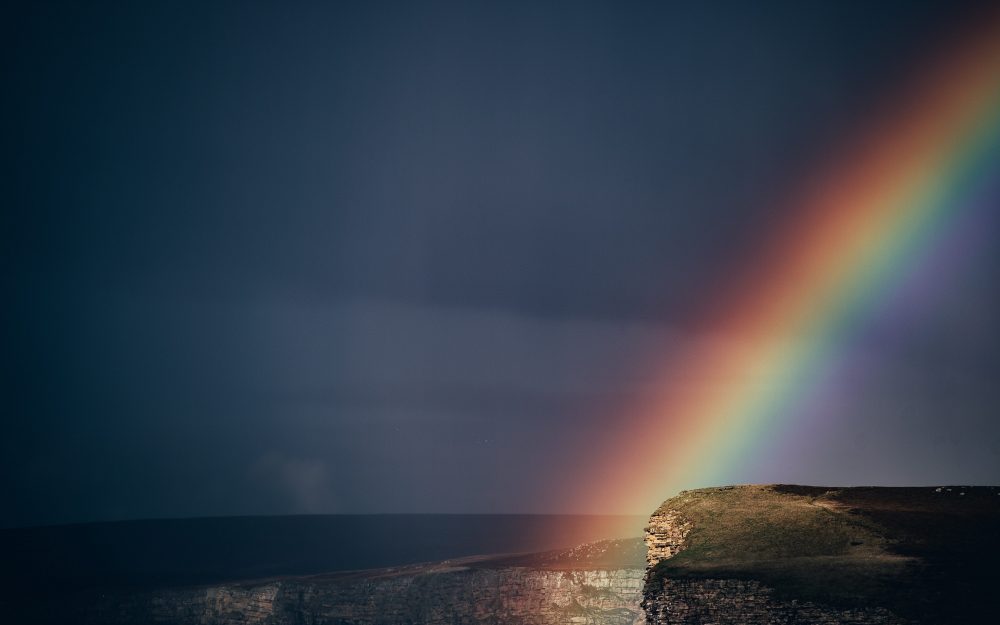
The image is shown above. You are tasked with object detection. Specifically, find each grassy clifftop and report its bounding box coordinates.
[646,484,1000,622]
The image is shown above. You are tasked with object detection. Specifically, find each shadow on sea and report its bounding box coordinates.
[0,514,644,593]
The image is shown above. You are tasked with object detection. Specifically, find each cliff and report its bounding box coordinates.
[94,565,644,625]
[34,539,647,625]
[643,484,1000,625]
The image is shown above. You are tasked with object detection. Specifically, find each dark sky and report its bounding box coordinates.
[3,0,998,527]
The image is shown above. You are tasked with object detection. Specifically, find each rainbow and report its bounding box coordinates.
[574,13,1000,523]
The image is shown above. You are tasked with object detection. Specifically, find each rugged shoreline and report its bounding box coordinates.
[7,485,1000,624]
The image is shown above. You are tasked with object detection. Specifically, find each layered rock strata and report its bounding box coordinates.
[643,506,691,567]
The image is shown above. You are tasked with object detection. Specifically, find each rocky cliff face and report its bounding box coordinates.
[643,507,691,568]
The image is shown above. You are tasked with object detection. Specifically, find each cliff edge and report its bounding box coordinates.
[643,484,1000,625]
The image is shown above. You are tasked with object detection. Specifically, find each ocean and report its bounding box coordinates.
[0,514,645,592]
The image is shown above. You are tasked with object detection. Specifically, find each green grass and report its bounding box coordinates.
[656,485,887,563]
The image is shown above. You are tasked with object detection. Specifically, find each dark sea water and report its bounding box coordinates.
[0,514,645,592]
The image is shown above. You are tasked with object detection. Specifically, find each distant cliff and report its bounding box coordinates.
[55,539,647,625]
[94,565,643,625]
[643,484,1000,625]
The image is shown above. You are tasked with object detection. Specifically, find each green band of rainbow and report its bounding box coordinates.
[571,14,1000,520]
